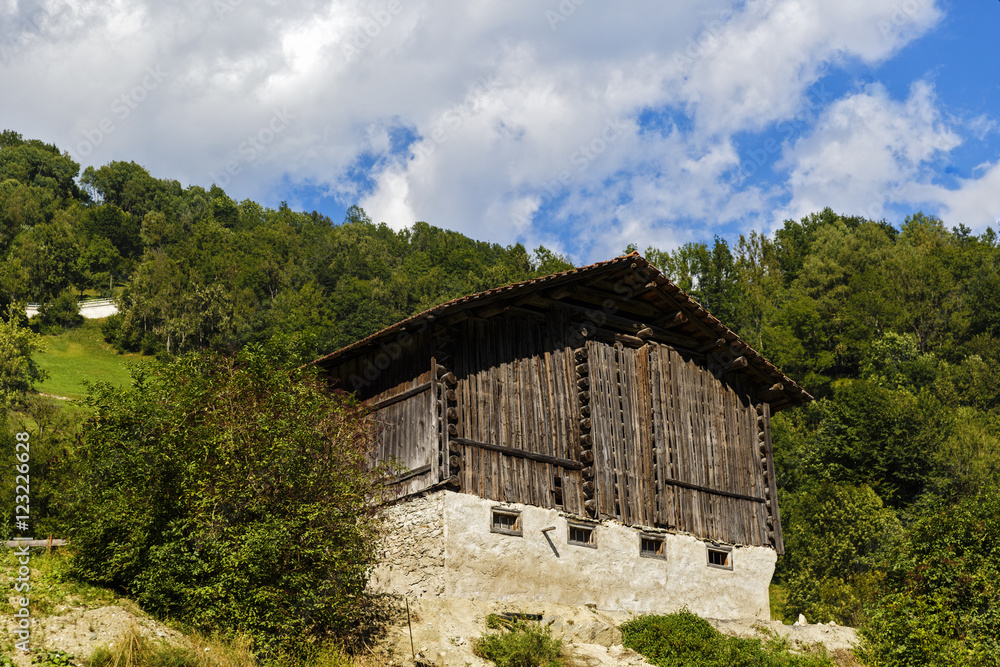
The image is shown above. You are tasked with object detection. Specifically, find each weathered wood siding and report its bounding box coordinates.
[588,339,773,547]
[325,328,438,496]
[453,313,585,514]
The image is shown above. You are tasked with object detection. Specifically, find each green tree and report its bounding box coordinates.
[66,348,394,657]
[777,482,900,625]
[0,304,47,407]
[860,487,1000,667]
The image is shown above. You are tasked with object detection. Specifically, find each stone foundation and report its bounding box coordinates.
[371,490,775,620]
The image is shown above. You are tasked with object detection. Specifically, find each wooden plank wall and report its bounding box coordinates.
[588,339,771,547]
[649,343,768,546]
[326,329,437,496]
[370,389,435,496]
[454,312,584,514]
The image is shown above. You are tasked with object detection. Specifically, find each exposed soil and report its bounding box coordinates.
[373,595,859,667]
[4,603,188,667]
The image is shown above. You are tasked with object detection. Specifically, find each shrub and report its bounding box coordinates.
[66,346,395,659]
[776,482,900,625]
[620,610,833,667]
[858,486,1000,667]
[473,619,563,667]
[36,289,83,332]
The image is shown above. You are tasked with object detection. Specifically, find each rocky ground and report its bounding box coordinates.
[4,603,189,667]
[376,595,859,667]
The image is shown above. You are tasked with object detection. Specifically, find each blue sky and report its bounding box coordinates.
[1,0,998,263]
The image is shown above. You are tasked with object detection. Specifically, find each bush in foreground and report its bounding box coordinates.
[65,346,395,659]
[620,610,833,667]
[473,616,564,667]
[859,486,1000,667]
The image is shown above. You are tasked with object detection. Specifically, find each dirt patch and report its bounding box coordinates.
[370,596,858,667]
[4,603,187,667]
[711,617,858,653]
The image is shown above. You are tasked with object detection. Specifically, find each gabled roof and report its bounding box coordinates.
[311,251,812,410]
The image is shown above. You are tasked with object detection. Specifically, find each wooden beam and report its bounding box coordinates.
[451,437,584,470]
[654,311,688,328]
[384,464,432,486]
[723,356,749,373]
[660,477,767,504]
[544,284,579,300]
[698,338,728,353]
[367,382,432,411]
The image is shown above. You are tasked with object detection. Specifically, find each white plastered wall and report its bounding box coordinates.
[371,490,775,621]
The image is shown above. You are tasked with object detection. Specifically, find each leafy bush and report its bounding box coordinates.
[859,486,1000,667]
[620,610,833,667]
[35,289,84,333]
[776,482,900,625]
[33,650,77,667]
[65,346,395,658]
[473,619,563,667]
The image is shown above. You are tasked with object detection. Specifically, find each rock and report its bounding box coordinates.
[574,620,622,647]
[794,613,807,626]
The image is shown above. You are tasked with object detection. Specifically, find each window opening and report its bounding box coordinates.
[707,545,733,569]
[640,534,665,559]
[491,508,522,536]
[568,522,596,548]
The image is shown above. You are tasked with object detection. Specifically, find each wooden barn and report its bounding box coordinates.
[312,252,811,618]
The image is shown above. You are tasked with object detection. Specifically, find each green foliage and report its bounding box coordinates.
[777,482,900,625]
[33,649,77,667]
[34,288,84,333]
[473,619,563,667]
[0,303,47,406]
[619,611,833,667]
[859,486,1000,667]
[65,348,395,658]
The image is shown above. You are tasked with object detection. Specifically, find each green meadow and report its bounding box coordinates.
[33,319,140,401]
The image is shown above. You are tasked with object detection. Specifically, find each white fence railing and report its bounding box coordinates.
[25,298,118,319]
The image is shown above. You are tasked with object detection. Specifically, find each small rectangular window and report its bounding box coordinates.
[707,545,733,570]
[568,522,596,548]
[491,508,522,536]
[640,534,665,559]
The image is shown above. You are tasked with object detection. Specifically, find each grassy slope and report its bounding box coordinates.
[33,320,140,401]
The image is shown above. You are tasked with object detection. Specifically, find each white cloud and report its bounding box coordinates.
[908,162,1000,230]
[780,80,961,223]
[1,0,966,263]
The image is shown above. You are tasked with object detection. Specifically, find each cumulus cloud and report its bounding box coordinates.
[779,80,961,223]
[2,0,974,262]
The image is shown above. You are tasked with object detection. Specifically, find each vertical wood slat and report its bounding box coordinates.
[762,402,784,554]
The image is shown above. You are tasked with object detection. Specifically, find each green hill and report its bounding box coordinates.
[33,319,139,401]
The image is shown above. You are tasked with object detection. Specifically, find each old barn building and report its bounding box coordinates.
[312,252,811,619]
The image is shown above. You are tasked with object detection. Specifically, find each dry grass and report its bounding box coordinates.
[86,625,256,667]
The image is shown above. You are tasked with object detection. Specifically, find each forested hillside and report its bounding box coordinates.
[3,129,999,665]
[0,129,570,359]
